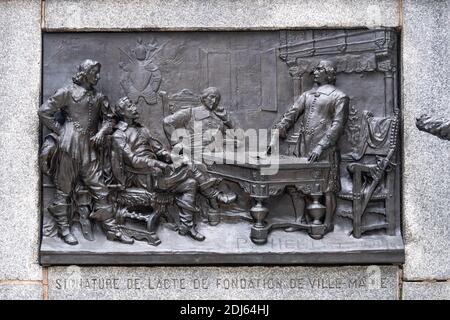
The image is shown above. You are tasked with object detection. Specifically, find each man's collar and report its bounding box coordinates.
[193,106,211,120]
[194,105,228,121]
[71,83,96,101]
[116,121,128,131]
[315,84,336,96]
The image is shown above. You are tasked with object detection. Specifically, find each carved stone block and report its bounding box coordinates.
[40,29,403,265]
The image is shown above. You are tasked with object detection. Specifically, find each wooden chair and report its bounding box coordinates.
[112,187,175,246]
[339,108,400,238]
[105,136,176,246]
[159,89,199,116]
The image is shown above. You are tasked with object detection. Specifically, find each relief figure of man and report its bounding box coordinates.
[162,87,235,153]
[111,97,235,241]
[416,114,450,141]
[39,59,133,245]
[269,60,349,230]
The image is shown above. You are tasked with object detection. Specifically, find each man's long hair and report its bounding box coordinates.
[200,87,221,106]
[72,59,101,85]
[113,96,130,121]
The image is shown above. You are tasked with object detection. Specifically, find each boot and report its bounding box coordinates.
[101,217,134,244]
[176,191,205,241]
[106,230,135,244]
[179,225,205,241]
[216,191,237,204]
[74,188,94,241]
[48,203,79,245]
[78,205,94,241]
[62,232,79,245]
[206,191,236,211]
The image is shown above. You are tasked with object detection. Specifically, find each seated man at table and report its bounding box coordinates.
[163,87,236,155]
[110,97,235,241]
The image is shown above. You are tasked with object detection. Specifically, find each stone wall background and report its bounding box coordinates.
[0,0,449,300]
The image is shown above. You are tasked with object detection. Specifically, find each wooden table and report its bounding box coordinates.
[204,152,331,244]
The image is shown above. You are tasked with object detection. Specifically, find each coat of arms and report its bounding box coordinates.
[119,38,186,107]
[119,38,163,105]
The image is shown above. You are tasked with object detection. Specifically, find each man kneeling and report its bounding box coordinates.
[111,97,235,241]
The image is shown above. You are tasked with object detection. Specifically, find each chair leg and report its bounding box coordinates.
[353,194,362,238]
[147,204,164,233]
[324,192,336,232]
[385,191,395,236]
[385,173,396,236]
[352,167,363,239]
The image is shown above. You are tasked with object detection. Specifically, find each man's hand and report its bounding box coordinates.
[156,161,178,175]
[164,163,176,175]
[181,156,191,166]
[90,132,105,147]
[162,150,173,163]
[308,145,323,162]
[155,161,169,170]
[266,133,279,155]
[152,167,163,176]
[416,114,431,131]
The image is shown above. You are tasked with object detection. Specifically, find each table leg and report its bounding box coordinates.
[250,197,269,244]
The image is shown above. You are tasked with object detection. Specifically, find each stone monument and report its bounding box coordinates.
[1,0,449,301]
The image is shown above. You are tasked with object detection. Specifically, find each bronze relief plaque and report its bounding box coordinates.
[40,30,404,265]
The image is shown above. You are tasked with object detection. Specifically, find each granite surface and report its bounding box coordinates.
[402,281,450,300]
[0,0,448,301]
[402,0,450,280]
[44,0,400,30]
[0,0,42,281]
[48,265,399,300]
[0,282,43,300]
